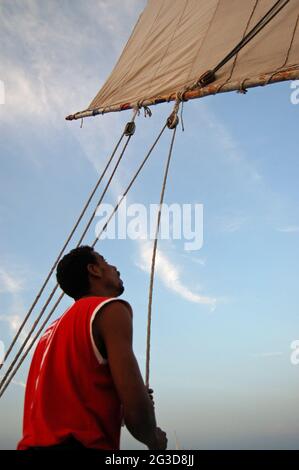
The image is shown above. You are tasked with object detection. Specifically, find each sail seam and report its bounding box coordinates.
[185,0,220,83]
[282,11,299,67]
[263,10,299,85]
[223,0,259,89]
[147,0,189,99]
[90,0,164,111]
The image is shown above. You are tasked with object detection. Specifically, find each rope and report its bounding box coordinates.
[0,111,138,393]
[0,120,168,398]
[0,293,64,399]
[65,0,293,121]
[2,0,289,397]
[175,0,291,98]
[0,130,126,371]
[265,10,299,85]
[213,0,290,75]
[145,123,178,388]
[91,123,168,248]
[216,0,259,94]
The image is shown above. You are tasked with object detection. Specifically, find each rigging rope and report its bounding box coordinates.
[0,120,168,398]
[0,131,126,371]
[213,0,290,75]
[145,118,178,389]
[0,293,64,398]
[0,112,137,393]
[91,123,168,248]
[2,0,286,397]
[176,0,291,94]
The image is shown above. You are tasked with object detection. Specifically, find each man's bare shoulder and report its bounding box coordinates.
[93,299,133,332]
[103,299,132,317]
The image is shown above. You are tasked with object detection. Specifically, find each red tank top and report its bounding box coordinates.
[17,296,124,450]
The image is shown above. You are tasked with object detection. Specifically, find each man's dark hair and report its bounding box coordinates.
[56,246,97,300]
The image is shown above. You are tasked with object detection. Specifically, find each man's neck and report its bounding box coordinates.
[81,288,117,299]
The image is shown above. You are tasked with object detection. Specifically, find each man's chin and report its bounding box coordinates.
[118,284,125,295]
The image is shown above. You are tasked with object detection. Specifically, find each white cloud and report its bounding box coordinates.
[0,1,221,317]
[185,255,206,266]
[0,0,144,123]
[198,104,263,183]
[277,226,299,233]
[11,378,26,388]
[101,156,218,310]
[0,299,29,345]
[0,265,29,342]
[0,314,22,333]
[136,240,216,309]
[0,0,146,185]
[215,215,249,233]
[0,269,24,294]
[0,374,25,389]
[250,351,283,358]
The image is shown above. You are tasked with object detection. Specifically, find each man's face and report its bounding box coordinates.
[93,252,124,296]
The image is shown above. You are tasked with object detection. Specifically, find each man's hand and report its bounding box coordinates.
[148,388,154,406]
[146,390,167,449]
[148,427,168,450]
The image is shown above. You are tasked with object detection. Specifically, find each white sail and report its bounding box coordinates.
[68,0,299,119]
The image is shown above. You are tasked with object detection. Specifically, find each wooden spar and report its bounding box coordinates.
[65,67,299,121]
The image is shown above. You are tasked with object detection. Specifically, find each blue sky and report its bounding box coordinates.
[0,0,299,450]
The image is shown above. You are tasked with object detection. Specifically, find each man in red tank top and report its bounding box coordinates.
[17,246,167,450]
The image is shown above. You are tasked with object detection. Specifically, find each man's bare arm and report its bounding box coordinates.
[92,301,166,449]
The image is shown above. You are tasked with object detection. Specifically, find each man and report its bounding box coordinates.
[18,246,167,450]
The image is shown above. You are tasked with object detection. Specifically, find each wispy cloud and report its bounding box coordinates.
[277,226,299,233]
[0,0,146,202]
[0,268,24,294]
[136,240,216,309]
[182,254,206,266]
[0,374,25,389]
[11,378,26,388]
[1,0,219,316]
[250,351,283,358]
[215,215,249,233]
[0,0,144,122]
[103,155,217,310]
[0,265,29,341]
[198,104,263,183]
[0,314,23,333]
